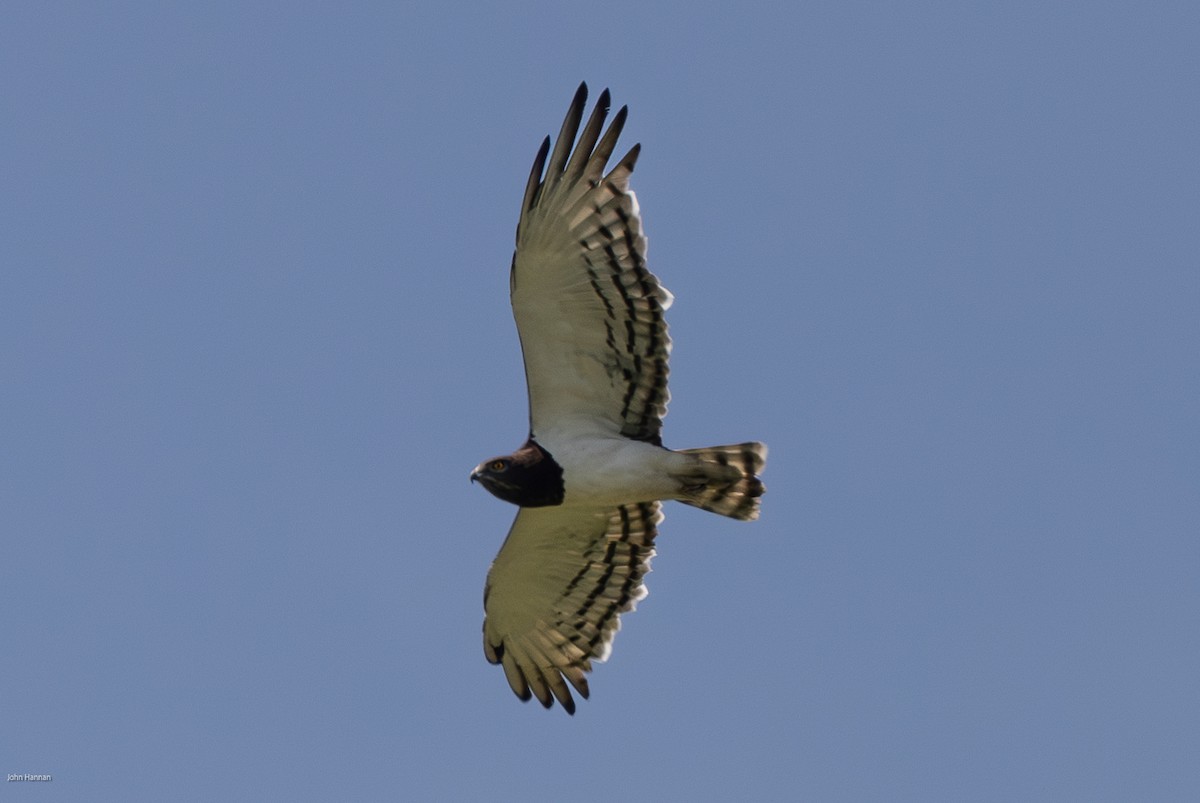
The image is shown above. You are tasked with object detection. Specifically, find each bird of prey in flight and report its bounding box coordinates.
[471,83,767,714]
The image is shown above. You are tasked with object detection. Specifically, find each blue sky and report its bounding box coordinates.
[3,2,1198,800]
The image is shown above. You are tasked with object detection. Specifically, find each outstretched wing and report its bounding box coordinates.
[482,502,662,714]
[510,83,673,445]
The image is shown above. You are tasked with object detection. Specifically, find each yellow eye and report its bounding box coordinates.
[490,460,506,471]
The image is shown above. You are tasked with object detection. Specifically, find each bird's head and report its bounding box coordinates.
[470,455,519,499]
[470,440,564,507]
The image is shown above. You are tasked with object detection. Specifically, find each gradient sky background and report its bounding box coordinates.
[3,2,1198,801]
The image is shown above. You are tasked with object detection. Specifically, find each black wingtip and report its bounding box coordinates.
[608,104,629,146]
[519,135,551,216]
[610,141,641,176]
[571,81,588,110]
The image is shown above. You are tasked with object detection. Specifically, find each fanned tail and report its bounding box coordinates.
[675,442,767,521]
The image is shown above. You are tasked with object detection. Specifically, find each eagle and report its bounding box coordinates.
[471,83,767,714]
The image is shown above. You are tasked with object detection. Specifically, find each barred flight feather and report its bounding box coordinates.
[511,83,673,445]
[677,442,769,521]
[482,502,661,714]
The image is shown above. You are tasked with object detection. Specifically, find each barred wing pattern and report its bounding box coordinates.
[511,83,673,445]
[482,502,661,714]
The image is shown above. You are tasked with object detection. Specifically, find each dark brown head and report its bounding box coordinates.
[470,439,564,507]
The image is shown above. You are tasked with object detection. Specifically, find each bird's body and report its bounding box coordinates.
[471,83,767,714]
[536,433,682,506]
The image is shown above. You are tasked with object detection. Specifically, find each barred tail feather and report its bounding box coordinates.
[675,442,767,521]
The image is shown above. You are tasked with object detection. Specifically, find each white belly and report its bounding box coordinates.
[539,433,684,507]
